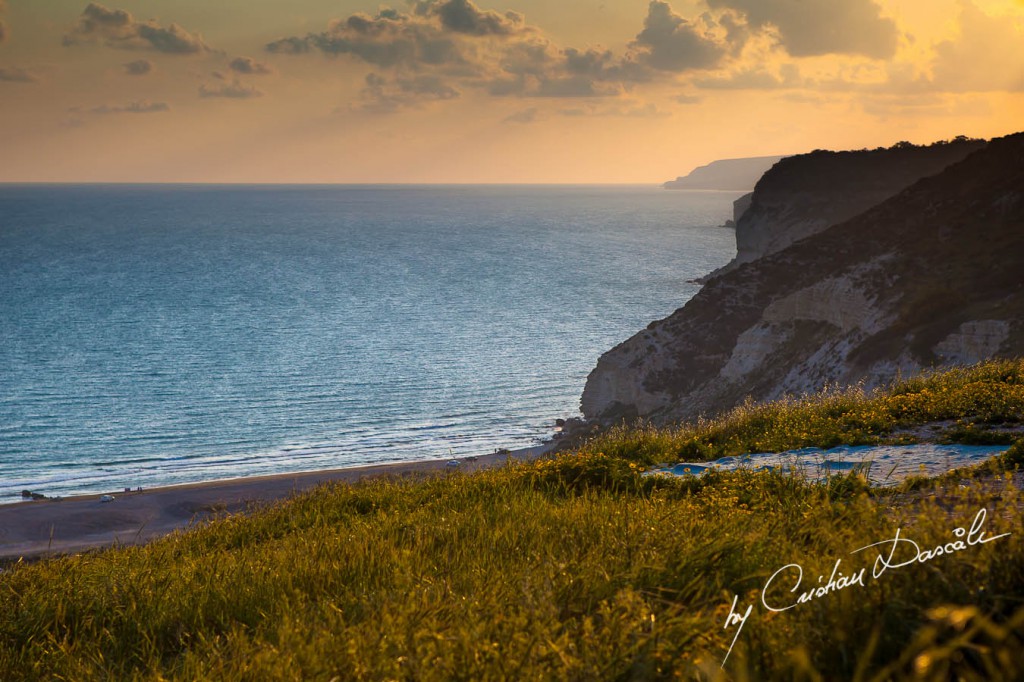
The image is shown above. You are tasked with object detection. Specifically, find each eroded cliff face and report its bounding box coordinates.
[582,134,1024,424]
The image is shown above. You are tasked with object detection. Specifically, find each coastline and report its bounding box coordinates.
[0,443,554,562]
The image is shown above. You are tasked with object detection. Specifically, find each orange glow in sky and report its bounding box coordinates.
[0,0,1022,182]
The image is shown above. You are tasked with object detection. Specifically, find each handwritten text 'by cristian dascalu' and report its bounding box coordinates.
[720,508,1011,667]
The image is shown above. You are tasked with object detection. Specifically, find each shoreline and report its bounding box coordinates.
[0,443,555,562]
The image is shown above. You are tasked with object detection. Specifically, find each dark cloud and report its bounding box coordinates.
[630,1,731,72]
[358,72,459,112]
[264,37,309,55]
[266,8,464,68]
[496,39,556,77]
[268,3,639,102]
[199,81,263,99]
[415,0,527,36]
[535,77,602,97]
[486,43,645,97]
[675,93,701,104]
[229,56,272,75]
[563,47,614,77]
[0,22,6,43]
[268,0,718,106]
[123,59,153,75]
[390,74,459,99]
[89,100,169,113]
[64,3,210,54]
[705,0,898,59]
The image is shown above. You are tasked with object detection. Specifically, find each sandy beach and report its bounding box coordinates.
[0,444,554,562]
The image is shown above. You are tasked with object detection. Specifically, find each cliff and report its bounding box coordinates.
[732,192,753,224]
[582,133,1024,423]
[663,155,785,190]
[732,139,986,265]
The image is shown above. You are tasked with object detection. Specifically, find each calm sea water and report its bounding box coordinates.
[0,185,739,501]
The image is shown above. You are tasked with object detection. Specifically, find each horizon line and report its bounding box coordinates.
[0,181,749,190]
[0,181,655,185]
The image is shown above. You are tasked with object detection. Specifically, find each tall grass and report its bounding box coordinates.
[1,360,1022,680]
[580,359,1024,465]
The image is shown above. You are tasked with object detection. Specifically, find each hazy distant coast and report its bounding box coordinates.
[662,155,786,190]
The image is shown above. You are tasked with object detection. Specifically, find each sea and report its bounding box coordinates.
[0,185,740,501]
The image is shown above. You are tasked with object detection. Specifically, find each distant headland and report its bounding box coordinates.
[663,155,787,191]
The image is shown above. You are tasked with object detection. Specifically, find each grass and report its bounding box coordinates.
[1,360,1023,680]
[578,359,1024,465]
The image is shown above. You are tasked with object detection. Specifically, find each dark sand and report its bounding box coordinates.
[0,444,553,562]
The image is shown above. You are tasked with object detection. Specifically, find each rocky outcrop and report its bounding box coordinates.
[582,133,1024,424]
[664,156,785,190]
[731,192,753,225]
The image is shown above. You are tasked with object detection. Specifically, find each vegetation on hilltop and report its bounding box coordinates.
[1,361,1023,680]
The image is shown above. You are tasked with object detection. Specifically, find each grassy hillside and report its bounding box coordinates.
[2,361,1024,680]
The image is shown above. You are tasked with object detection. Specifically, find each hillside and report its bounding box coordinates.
[2,361,1023,680]
[731,137,986,266]
[583,133,1024,424]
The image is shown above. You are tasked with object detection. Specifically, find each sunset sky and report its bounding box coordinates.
[1,0,1022,182]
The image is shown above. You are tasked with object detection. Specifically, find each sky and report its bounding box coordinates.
[0,0,1022,183]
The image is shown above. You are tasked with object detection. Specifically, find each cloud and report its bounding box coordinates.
[686,1,1024,96]
[229,56,272,75]
[502,107,540,123]
[674,93,701,104]
[487,43,629,97]
[629,1,731,72]
[859,92,993,119]
[199,81,263,99]
[267,1,647,103]
[534,77,607,97]
[927,1,1024,92]
[0,22,6,43]
[357,72,459,112]
[414,0,527,36]
[123,59,153,75]
[705,0,898,59]
[484,50,635,98]
[64,3,210,54]
[0,67,39,83]
[266,8,466,68]
[89,100,169,113]
[695,63,802,89]
[559,101,670,118]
